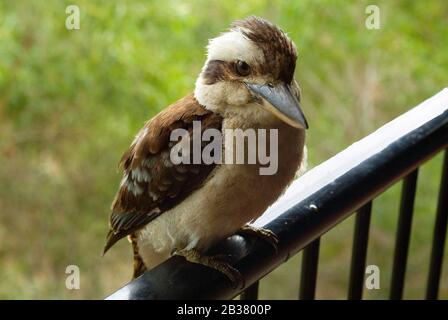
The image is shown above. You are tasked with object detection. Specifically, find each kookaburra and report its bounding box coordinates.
[104,16,308,288]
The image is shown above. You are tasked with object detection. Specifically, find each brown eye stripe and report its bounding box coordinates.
[202,60,233,85]
[203,60,258,85]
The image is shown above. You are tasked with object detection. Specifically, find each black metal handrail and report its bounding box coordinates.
[107,88,448,300]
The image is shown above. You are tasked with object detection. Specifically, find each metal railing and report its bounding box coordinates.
[107,88,448,300]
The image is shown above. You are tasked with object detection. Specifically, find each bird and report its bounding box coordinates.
[103,16,308,289]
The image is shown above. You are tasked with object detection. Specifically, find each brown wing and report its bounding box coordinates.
[103,94,223,253]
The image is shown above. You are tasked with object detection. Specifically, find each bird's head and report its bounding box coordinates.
[194,16,308,129]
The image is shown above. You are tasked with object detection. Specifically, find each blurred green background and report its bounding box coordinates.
[0,0,447,299]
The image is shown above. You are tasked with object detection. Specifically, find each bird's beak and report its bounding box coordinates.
[245,82,308,129]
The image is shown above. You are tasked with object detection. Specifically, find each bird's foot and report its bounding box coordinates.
[174,248,245,289]
[238,225,279,253]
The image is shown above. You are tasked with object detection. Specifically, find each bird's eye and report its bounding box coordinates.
[235,60,251,76]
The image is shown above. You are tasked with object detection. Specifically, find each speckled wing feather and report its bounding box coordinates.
[104,94,223,254]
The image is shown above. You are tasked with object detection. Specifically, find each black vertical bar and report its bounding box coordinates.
[390,169,419,299]
[348,201,372,300]
[240,281,259,300]
[299,238,321,300]
[426,150,448,300]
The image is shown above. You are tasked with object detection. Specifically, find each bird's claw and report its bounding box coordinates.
[238,225,279,253]
[174,249,245,289]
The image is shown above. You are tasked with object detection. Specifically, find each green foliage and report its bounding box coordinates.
[0,0,446,299]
